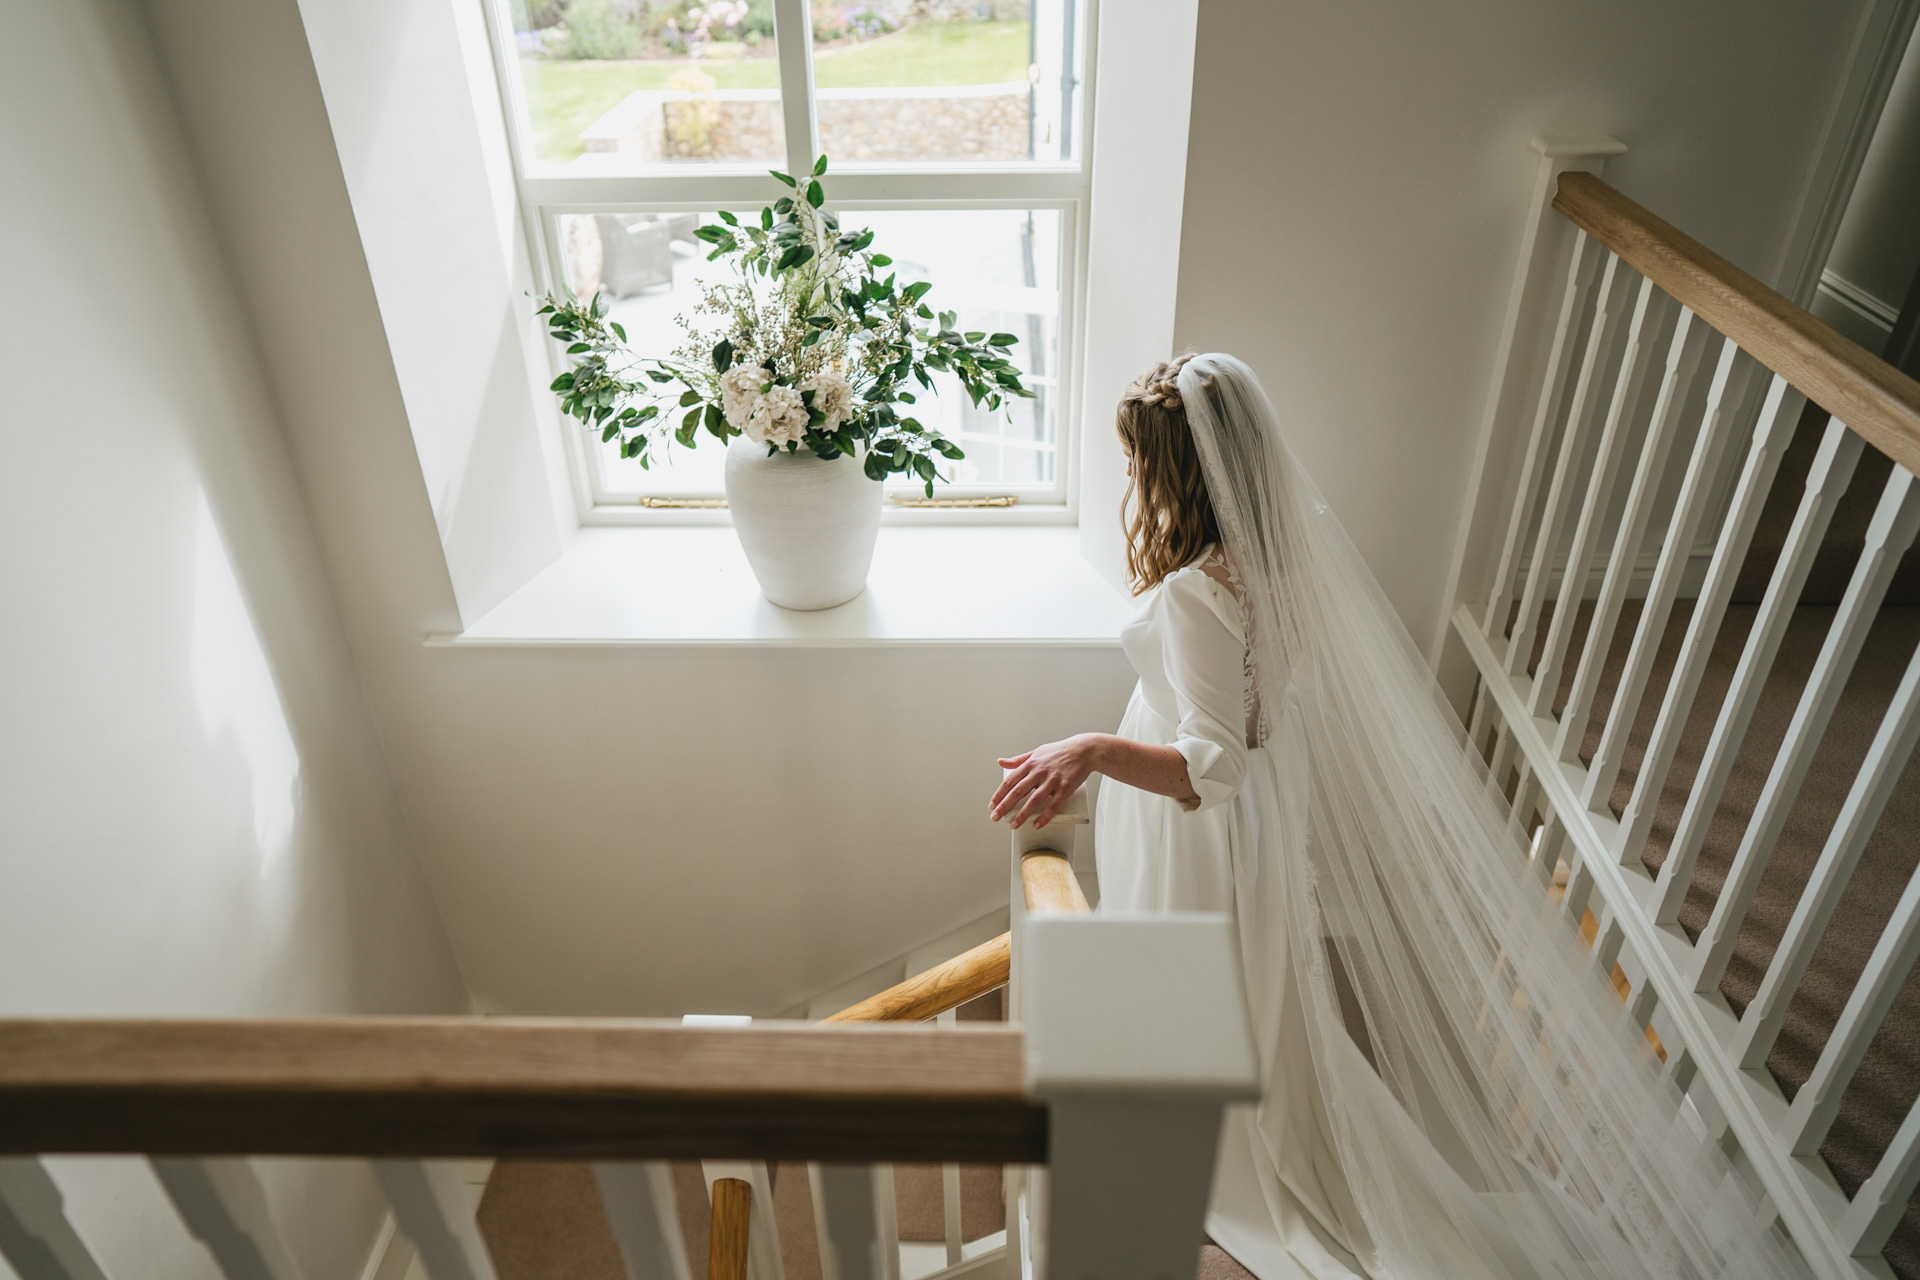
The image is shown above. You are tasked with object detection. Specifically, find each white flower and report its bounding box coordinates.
[720,364,769,429]
[803,371,855,432]
[745,382,810,447]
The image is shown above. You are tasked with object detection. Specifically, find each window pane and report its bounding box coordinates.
[812,0,1083,166]
[846,209,1061,489]
[556,211,734,494]
[555,207,1062,497]
[504,1,783,171]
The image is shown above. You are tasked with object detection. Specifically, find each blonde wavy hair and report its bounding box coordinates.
[1117,355,1221,593]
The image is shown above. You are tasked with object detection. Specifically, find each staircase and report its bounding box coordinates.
[1448,138,1920,1278]
[1511,399,1920,1278]
[0,796,1264,1280]
[472,990,1010,1280]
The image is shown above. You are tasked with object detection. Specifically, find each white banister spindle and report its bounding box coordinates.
[1690,465,1920,994]
[0,1159,112,1280]
[1614,375,1806,869]
[1483,232,1605,640]
[1507,253,1634,676]
[1528,812,1564,891]
[1649,416,1865,923]
[1581,340,1745,811]
[1839,1094,1920,1257]
[1552,308,1713,763]
[810,1165,900,1280]
[1488,721,1517,796]
[940,1163,962,1268]
[373,1160,498,1280]
[1737,629,1920,1072]
[1002,1166,1026,1280]
[1508,760,1540,842]
[1024,916,1258,1280]
[1560,844,1596,927]
[1528,276,1665,718]
[1785,853,1920,1157]
[149,1159,305,1280]
[704,1162,785,1280]
[593,1163,693,1280]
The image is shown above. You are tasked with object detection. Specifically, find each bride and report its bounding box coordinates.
[989,354,1808,1280]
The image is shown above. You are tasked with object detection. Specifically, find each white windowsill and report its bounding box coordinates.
[431,526,1133,647]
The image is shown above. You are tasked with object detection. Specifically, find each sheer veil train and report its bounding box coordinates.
[1178,354,1807,1279]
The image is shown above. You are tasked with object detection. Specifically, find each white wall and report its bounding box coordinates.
[1172,0,1874,649]
[0,1,468,1275]
[1077,0,1201,590]
[1816,28,1920,350]
[134,0,1139,1017]
[128,0,1885,1019]
[291,0,575,627]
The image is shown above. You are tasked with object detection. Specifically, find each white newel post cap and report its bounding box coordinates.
[1004,772,1090,858]
[1021,913,1259,1099]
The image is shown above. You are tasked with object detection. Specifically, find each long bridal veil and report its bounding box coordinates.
[1177,354,1807,1279]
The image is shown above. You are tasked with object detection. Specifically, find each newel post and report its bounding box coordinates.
[1022,914,1260,1280]
[1005,782,1091,1022]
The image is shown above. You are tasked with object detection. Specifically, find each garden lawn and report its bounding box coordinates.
[521,20,1029,162]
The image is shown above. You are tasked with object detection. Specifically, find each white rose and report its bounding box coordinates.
[746,382,810,447]
[803,371,855,432]
[720,364,769,429]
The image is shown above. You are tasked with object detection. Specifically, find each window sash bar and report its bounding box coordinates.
[771,0,819,176]
[520,171,1090,208]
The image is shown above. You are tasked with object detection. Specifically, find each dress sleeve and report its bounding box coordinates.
[1160,569,1248,813]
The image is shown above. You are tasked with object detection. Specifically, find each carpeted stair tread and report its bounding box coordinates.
[1197,1243,1259,1280]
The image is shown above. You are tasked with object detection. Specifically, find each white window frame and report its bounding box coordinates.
[480,0,1097,527]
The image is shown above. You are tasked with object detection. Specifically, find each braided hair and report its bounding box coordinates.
[1116,354,1221,592]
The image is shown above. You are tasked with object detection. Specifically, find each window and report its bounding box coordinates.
[483,0,1093,518]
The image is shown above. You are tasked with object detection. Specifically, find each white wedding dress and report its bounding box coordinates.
[1083,354,1811,1280]
[1095,547,1374,1280]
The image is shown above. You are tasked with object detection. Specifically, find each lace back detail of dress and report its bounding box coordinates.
[1197,548,1267,748]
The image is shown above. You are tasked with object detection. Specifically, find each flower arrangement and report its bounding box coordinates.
[537,156,1032,496]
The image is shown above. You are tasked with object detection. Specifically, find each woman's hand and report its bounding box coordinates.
[991,735,1106,829]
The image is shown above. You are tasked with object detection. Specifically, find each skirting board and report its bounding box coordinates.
[1510,540,1718,602]
[1818,268,1901,338]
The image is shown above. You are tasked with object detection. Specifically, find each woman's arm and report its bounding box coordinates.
[990,733,1198,830]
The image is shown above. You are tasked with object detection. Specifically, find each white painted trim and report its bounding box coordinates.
[430,525,1131,647]
[1771,0,1920,307]
[478,0,1101,526]
[1508,538,1720,602]
[1429,137,1626,667]
[1818,268,1902,335]
[784,904,1013,1020]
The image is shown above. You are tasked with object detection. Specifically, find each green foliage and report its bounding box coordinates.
[559,0,648,59]
[740,0,776,39]
[535,157,1033,495]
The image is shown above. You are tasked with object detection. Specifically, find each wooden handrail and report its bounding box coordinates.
[1021,849,1091,915]
[822,933,1011,1023]
[0,1019,1045,1163]
[1554,171,1920,478]
[823,849,1090,1023]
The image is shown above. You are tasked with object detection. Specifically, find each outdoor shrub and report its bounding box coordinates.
[741,0,776,39]
[560,0,649,58]
[510,0,566,29]
[845,5,892,36]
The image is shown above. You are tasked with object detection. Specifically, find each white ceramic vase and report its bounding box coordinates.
[724,436,884,610]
